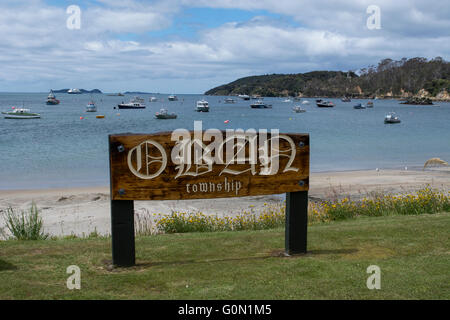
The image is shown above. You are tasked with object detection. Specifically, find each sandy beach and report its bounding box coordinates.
[0,168,449,237]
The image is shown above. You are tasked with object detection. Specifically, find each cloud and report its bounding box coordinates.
[0,0,448,92]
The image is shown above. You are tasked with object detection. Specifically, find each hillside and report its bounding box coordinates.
[205,57,450,100]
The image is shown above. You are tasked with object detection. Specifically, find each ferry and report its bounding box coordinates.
[117,97,146,109]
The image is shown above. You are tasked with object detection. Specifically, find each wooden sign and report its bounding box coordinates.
[109,130,309,201]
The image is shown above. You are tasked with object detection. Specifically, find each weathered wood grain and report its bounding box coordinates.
[109,131,309,200]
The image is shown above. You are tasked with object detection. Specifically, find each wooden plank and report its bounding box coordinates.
[109,131,309,201]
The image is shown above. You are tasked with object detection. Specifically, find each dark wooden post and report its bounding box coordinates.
[285,191,308,254]
[111,200,135,266]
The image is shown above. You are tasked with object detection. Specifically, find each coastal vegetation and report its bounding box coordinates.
[205,57,450,100]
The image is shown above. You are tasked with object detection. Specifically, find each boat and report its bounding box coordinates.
[353,103,366,109]
[292,106,306,113]
[155,108,177,119]
[224,98,235,104]
[86,101,97,112]
[316,100,334,107]
[46,90,60,105]
[384,112,401,124]
[250,100,272,109]
[366,101,374,108]
[117,97,146,109]
[149,97,158,102]
[251,95,262,100]
[68,88,82,94]
[238,94,250,100]
[168,95,178,101]
[2,108,41,119]
[341,97,351,102]
[283,98,292,103]
[195,100,209,112]
[301,100,310,105]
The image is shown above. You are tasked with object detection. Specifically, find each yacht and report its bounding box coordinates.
[46,90,60,105]
[238,94,250,100]
[292,106,306,113]
[316,100,335,107]
[86,101,97,112]
[2,108,41,119]
[195,100,209,112]
[155,108,177,119]
[384,112,401,124]
[168,95,178,101]
[250,100,272,109]
[224,98,235,104]
[117,97,146,109]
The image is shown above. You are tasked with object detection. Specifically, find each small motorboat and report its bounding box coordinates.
[168,95,178,101]
[195,100,209,112]
[251,95,262,100]
[283,98,292,103]
[384,112,401,124]
[224,98,235,104]
[2,108,41,119]
[46,90,60,105]
[292,106,306,113]
[86,101,97,112]
[155,108,177,119]
[117,97,146,109]
[316,100,334,107]
[353,103,366,109]
[341,97,351,102]
[238,94,250,100]
[301,100,310,105]
[149,97,158,102]
[250,100,272,109]
[366,101,374,108]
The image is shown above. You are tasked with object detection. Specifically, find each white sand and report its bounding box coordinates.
[0,168,449,237]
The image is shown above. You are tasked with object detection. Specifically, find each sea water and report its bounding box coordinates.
[0,93,449,189]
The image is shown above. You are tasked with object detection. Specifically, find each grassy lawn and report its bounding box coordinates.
[0,212,449,299]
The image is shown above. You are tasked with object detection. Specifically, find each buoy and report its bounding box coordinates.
[11,106,15,109]
[80,116,84,120]
[96,115,105,119]
[289,117,292,120]
[224,120,229,124]
[116,113,120,116]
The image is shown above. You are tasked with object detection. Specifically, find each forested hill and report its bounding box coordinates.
[205,57,450,100]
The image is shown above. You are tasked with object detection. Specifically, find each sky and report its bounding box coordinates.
[0,0,449,93]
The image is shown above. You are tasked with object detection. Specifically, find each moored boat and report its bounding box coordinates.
[224,98,235,104]
[250,100,272,109]
[292,106,306,113]
[46,90,60,105]
[341,97,351,102]
[195,100,209,112]
[238,94,250,100]
[316,100,334,107]
[149,97,158,102]
[117,97,146,109]
[168,95,178,101]
[86,101,97,112]
[366,101,374,108]
[2,108,41,119]
[68,88,82,94]
[384,112,401,124]
[353,103,366,109]
[155,108,177,119]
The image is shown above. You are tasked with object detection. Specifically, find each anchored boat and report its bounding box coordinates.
[316,100,334,107]
[117,97,146,109]
[292,106,306,113]
[384,112,401,124]
[46,90,60,105]
[195,100,209,112]
[2,108,41,119]
[155,108,177,119]
[250,100,272,109]
[86,101,97,112]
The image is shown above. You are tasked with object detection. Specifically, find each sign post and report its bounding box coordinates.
[109,128,309,266]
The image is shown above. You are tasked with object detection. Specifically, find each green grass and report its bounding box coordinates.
[1,213,449,299]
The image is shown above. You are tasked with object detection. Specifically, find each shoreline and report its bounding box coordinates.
[1,168,449,237]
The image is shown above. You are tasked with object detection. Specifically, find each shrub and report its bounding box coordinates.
[2,203,48,240]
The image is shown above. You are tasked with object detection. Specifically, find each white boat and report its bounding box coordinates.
[168,95,178,101]
[195,100,209,112]
[2,108,41,119]
[149,97,158,102]
[224,98,235,104]
[301,100,310,105]
[117,97,146,109]
[155,108,177,119]
[250,100,272,109]
[86,101,97,112]
[68,88,82,94]
[384,112,401,124]
[238,94,250,100]
[283,98,292,103]
[292,106,306,113]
